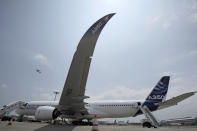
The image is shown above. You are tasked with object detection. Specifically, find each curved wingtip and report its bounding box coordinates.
[110,13,116,16]
[106,13,116,19]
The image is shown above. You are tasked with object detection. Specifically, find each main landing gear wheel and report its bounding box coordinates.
[72,121,93,126]
[142,122,152,128]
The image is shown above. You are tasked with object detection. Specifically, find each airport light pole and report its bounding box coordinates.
[53,91,60,101]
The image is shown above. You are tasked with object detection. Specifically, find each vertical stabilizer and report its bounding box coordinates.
[143,76,170,111]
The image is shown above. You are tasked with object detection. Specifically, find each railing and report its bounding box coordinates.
[0,101,26,116]
[140,105,160,127]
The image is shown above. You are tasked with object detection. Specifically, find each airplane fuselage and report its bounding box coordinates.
[16,100,143,119]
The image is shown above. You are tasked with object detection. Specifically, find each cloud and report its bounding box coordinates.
[31,92,53,101]
[0,84,8,89]
[150,16,172,29]
[191,1,197,9]
[160,50,197,67]
[162,22,171,30]
[89,86,150,101]
[40,93,52,100]
[161,57,179,66]
[161,71,177,76]
[190,13,197,22]
[151,16,161,24]
[149,14,178,30]
[33,54,48,65]
[89,74,196,102]
[189,50,197,55]
[88,82,197,109]
[34,87,44,92]
[171,77,184,84]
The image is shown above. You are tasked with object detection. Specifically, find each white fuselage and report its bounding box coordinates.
[86,101,141,118]
[16,100,143,119]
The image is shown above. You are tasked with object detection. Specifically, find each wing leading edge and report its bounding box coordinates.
[58,13,115,117]
[158,91,196,110]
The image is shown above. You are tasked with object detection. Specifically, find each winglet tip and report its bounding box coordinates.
[107,13,116,17]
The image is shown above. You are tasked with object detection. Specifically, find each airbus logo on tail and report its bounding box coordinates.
[148,95,165,100]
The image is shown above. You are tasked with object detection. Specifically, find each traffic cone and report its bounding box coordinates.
[7,118,12,126]
[92,114,99,131]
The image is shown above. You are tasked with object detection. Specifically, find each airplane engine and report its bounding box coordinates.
[35,106,60,120]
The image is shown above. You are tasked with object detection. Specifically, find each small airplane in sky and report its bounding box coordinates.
[36,69,41,74]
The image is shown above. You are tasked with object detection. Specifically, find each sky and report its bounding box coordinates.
[0,0,197,122]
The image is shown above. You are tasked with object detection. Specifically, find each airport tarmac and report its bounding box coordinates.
[0,121,197,131]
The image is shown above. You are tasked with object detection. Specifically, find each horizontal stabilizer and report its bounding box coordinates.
[158,91,196,110]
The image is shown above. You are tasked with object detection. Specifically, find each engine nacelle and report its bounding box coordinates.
[35,106,60,120]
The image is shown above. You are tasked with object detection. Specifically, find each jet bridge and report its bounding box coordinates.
[140,105,160,128]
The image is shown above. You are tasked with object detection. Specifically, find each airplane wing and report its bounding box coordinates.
[157,91,196,110]
[58,13,115,118]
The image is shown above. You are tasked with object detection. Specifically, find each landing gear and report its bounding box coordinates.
[72,120,93,126]
[142,122,157,128]
[17,115,23,122]
[142,122,152,128]
[1,116,11,121]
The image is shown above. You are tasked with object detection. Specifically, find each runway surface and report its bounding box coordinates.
[0,121,197,131]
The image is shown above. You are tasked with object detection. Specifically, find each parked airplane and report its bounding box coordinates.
[0,13,196,127]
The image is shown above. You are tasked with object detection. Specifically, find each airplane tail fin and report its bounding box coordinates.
[143,76,170,110]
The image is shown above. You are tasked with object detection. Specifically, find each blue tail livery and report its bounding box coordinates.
[143,76,170,111]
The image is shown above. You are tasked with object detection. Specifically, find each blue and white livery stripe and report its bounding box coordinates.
[143,76,170,111]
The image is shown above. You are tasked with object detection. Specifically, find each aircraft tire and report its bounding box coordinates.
[142,122,152,128]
